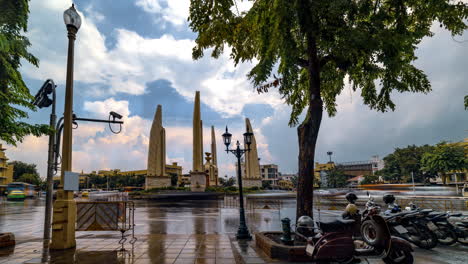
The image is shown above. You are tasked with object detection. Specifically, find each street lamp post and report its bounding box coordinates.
[222,126,253,240]
[50,4,81,250]
[327,151,333,163]
[32,79,56,244]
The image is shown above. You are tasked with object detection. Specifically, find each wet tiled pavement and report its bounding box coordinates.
[1,198,468,263]
[0,234,236,264]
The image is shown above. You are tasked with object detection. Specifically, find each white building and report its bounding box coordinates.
[260,164,279,185]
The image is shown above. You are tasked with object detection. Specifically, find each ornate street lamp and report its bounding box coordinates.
[222,126,253,240]
[50,4,81,250]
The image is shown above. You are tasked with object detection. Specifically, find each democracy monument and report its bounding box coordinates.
[74,91,261,191]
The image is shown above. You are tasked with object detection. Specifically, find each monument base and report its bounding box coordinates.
[145,176,171,190]
[243,179,262,188]
[190,171,207,192]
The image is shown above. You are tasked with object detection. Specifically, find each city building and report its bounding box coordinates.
[260,164,279,185]
[0,144,14,186]
[280,173,296,182]
[58,162,184,187]
[314,162,335,187]
[336,156,385,177]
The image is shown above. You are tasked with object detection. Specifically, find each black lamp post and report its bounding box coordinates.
[327,151,333,163]
[222,126,253,240]
[32,79,56,243]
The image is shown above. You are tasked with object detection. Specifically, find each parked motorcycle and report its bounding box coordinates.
[405,202,458,245]
[296,193,413,264]
[382,195,438,249]
[452,217,468,245]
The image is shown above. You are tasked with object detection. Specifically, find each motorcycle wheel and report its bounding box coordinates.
[361,219,385,246]
[408,225,438,249]
[383,249,414,264]
[435,226,457,246]
[457,236,468,245]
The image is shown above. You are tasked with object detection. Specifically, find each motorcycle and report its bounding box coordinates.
[448,214,468,245]
[296,194,413,264]
[405,202,459,246]
[382,197,438,249]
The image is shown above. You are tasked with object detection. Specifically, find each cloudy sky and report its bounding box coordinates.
[3,0,467,178]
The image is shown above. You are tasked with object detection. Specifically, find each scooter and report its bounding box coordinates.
[382,195,438,249]
[405,202,459,245]
[296,194,413,264]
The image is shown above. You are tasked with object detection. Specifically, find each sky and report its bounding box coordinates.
[3,0,468,179]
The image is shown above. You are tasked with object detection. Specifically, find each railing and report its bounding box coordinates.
[223,196,282,211]
[76,200,136,250]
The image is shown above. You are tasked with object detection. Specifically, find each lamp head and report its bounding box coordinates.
[243,127,253,148]
[222,126,232,151]
[63,4,81,30]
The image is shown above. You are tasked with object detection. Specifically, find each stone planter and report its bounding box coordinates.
[255,232,309,262]
[0,233,15,248]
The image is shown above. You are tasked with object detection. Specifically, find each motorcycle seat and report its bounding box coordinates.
[449,213,462,217]
[420,209,433,214]
[318,218,355,233]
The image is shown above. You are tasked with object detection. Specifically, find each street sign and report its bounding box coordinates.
[64,171,79,191]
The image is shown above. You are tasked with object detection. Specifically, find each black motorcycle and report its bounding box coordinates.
[406,202,466,246]
[382,195,438,249]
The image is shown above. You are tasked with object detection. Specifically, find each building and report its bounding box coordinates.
[314,162,335,187]
[260,164,279,185]
[280,173,296,182]
[66,162,184,187]
[335,156,385,177]
[347,175,365,186]
[0,144,14,186]
[179,174,191,187]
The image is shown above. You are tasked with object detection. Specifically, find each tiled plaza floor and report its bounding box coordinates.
[0,234,237,264]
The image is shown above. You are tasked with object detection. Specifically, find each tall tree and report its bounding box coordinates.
[326,167,347,188]
[9,160,39,181]
[189,0,468,218]
[380,144,436,183]
[0,0,49,146]
[17,172,42,186]
[421,142,467,185]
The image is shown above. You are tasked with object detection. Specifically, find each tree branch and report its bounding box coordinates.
[297,58,308,68]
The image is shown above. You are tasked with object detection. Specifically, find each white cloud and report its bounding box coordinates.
[83,98,131,118]
[136,0,189,26]
[22,2,283,118]
[136,0,162,14]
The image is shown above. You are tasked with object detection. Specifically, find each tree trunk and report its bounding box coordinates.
[296,31,323,219]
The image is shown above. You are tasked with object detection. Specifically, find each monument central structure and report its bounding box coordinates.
[146,104,171,189]
[190,91,208,191]
[242,118,262,187]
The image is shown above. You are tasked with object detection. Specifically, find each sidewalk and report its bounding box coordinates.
[0,234,236,264]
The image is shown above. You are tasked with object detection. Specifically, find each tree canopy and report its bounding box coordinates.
[0,0,50,146]
[380,144,436,183]
[9,160,40,181]
[17,172,42,186]
[421,142,467,184]
[189,0,468,218]
[326,167,347,188]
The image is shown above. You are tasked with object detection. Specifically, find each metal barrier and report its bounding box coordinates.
[76,201,136,249]
[398,198,468,212]
[222,196,282,210]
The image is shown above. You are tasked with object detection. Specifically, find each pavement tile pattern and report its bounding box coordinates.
[0,235,236,264]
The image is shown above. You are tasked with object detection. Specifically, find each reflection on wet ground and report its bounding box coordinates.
[0,234,235,264]
[1,197,467,263]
